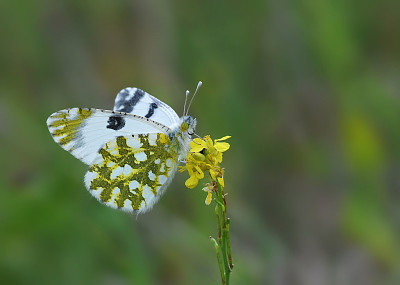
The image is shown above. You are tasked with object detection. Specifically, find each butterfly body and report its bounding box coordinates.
[47,87,196,214]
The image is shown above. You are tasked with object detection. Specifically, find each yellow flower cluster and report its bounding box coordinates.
[179,135,230,205]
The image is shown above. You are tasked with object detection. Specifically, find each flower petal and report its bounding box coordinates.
[205,192,212,205]
[194,165,204,179]
[187,165,195,175]
[215,136,231,142]
[209,168,217,180]
[185,175,198,189]
[193,137,205,144]
[215,152,223,163]
[190,138,206,150]
[191,138,205,146]
[190,145,205,153]
[214,142,230,152]
[204,136,214,149]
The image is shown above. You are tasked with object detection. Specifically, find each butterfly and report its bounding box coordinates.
[46,82,201,214]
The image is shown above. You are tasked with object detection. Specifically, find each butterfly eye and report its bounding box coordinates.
[181,122,189,132]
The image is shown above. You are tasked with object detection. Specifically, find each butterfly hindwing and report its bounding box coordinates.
[84,133,179,213]
[113,87,181,129]
[47,108,171,165]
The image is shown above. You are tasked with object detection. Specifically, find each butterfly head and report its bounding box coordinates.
[180,115,197,136]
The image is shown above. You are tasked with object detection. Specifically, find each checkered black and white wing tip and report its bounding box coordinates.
[113,87,181,130]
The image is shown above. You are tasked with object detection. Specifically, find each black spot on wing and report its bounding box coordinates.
[114,89,130,111]
[115,88,145,113]
[107,115,125,130]
[145,103,158,118]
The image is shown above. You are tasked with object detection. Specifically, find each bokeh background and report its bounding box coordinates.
[1,0,400,284]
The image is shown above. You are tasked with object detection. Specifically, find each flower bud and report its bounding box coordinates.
[192,152,206,161]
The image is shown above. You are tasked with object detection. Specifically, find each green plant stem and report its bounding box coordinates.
[210,236,225,285]
[226,218,233,269]
[215,205,221,240]
[211,179,233,285]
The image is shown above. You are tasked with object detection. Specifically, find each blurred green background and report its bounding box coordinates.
[1,0,400,284]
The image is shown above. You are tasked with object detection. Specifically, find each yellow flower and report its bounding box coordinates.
[189,138,207,152]
[214,136,231,152]
[190,135,230,166]
[181,153,206,189]
[181,135,230,205]
[205,192,212,205]
[203,184,214,205]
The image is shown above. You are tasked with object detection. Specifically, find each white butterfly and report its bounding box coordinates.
[47,82,201,214]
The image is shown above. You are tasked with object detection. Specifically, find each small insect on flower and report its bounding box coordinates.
[179,135,230,205]
[47,82,203,214]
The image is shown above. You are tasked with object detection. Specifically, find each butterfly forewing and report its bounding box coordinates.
[114,88,180,129]
[47,108,170,165]
[84,133,179,213]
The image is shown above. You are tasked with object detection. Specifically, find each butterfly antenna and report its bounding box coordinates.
[183,90,190,117]
[185,81,202,116]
